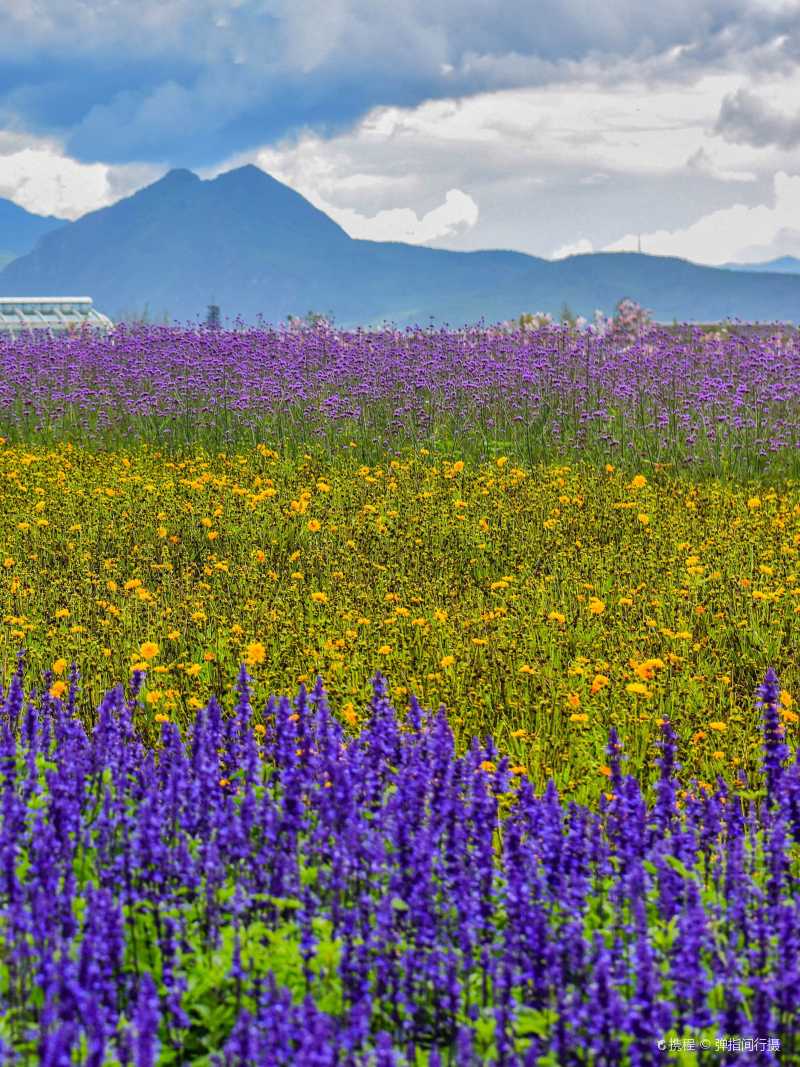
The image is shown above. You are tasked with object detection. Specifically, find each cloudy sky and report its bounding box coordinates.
[2,0,800,265]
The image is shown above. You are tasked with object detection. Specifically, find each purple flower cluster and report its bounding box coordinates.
[0,322,798,467]
[0,664,798,1065]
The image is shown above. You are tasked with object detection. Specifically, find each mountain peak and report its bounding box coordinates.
[212,164,274,186]
[159,168,200,185]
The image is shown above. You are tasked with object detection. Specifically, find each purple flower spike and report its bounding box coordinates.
[757,668,790,807]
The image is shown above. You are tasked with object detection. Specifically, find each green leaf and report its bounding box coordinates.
[663,854,694,881]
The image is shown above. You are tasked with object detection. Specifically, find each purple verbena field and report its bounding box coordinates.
[0,318,798,477]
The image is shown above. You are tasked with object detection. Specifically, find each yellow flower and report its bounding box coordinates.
[708,721,727,732]
[246,641,266,666]
[747,497,761,509]
[3,557,13,568]
[479,760,496,773]
[139,641,160,661]
[203,651,215,662]
[452,460,465,474]
[167,630,181,641]
[496,456,508,467]
[605,464,615,473]
[49,680,67,699]
[510,728,527,738]
[570,713,589,723]
[566,692,581,710]
[588,597,605,615]
[548,610,566,625]
[316,480,331,492]
[311,591,328,604]
[626,682,652,698]
[188,697,203,710]
[54,608,70,620]
[378,645,392,656]
[590,674,609,694]
[638,513,649,525]
[185,663,202,677]
[440,655,455,668]
[633,658,665,682]
[154,713,170,724]
[341,702,358,726]
[630,474,647,489]
[52,658,68,676]
[307,519,322,533]
[780,690,793,709]
[254,723,266,736]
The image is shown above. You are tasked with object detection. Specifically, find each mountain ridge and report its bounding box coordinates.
[2,166,800,327]
[0,197,67,265]
[719,256,800,275]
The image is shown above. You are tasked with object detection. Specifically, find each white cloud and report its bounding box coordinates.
[604,170,800,263]
[200,68,796,252]
[0,142,163,219]
[685,146,757,182]
[551,237,594,258]
[322,187,478,242]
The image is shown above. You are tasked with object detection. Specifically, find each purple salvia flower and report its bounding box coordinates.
[757,668,790,807]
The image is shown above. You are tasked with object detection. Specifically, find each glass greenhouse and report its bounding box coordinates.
[0,297,113,339]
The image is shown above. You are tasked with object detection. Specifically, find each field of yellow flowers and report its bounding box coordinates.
[2,438,797,801]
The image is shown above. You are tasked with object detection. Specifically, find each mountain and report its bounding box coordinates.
[719,256,800,275]
[0,197,66,268]
[2,165,800,327]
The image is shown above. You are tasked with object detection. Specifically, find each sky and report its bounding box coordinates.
[2,0,800,265]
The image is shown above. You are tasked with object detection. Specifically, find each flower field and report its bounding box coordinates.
[1,320,800,1064]
[0,665,798,1066]
[1,320,799,479]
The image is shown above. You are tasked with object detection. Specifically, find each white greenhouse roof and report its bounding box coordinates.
[0,297,113,337]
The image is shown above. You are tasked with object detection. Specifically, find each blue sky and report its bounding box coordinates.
[2,0,800,264]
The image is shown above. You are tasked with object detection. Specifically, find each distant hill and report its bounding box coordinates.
[0,197,66,267]
[2,166,800,327]
[719,256,800,275]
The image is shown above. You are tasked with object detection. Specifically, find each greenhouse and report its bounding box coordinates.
[0,297,113,338]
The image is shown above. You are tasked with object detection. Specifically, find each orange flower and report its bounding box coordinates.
[590,674,609,695]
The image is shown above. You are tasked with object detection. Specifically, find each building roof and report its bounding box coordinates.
[0,297,113,336]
